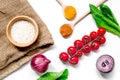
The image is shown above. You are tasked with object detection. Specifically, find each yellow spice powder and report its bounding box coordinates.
[60,24,73,38]
[64,6,77,20]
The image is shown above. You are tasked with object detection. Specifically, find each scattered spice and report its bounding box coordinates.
[60,24,73,38]
[64,6,77,20]
[11,20,35,44]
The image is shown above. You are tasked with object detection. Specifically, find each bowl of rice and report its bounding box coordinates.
[6,15,39,47]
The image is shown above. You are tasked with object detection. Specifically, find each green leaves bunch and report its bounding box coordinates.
[90,4,120,37]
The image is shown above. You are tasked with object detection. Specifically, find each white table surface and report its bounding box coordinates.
[4,0,120,80]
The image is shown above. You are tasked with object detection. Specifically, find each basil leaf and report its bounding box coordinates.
[89,4,120,37]
[37,72,58,80]
[37,69,69,80]
[56,69,68,80]
[91,11,120,36]
[100,4,119,26]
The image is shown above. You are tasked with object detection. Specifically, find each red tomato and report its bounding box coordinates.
[67,46,76,56]
[97,28,106,36]
[69,56,79,65]
[59,52,69,62]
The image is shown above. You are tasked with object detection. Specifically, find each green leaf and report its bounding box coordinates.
[37,69,69,80]
[91,12,120,36]
[89,4,102,15]
[100,4,119,26]
[89,4,120,37]
[37,72,58,80]
[56,69,68,80]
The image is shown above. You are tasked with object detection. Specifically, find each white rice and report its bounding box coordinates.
[11,20,35,44]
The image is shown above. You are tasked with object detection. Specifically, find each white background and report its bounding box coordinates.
[4,0,120,80]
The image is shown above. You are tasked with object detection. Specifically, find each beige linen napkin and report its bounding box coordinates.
[0,0,54,79]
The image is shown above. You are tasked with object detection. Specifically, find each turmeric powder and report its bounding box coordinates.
[64,6,77,20]
[60,24,73,38]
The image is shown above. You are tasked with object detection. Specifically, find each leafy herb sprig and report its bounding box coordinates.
[37,69,69,80]
[90,4,120,37]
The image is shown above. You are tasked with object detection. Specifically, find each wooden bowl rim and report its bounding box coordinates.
[6,15,39,47]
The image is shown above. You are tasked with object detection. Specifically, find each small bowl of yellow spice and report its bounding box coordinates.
[6,15,39,47]
[63,6,77,20]
[56,0,77,20]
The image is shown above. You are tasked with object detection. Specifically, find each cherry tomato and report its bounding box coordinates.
[74,40,83,50]
[76,50,83,57]
[91,42,100,51]
[59,52,69,62]
[97,28,106,36]
[82,45,91,55]
[82,35,91,44]
[69,56,79,65]
[67,46,76,56]
[97,36,106,44]
[90,31,98,40]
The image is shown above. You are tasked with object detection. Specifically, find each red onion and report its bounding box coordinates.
[31,54,51,73]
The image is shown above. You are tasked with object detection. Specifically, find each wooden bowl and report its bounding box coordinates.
[6,15,39,47]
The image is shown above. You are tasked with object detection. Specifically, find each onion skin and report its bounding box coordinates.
[31,54,51,73]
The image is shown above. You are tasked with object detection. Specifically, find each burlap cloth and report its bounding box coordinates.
[0,0,54,79]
